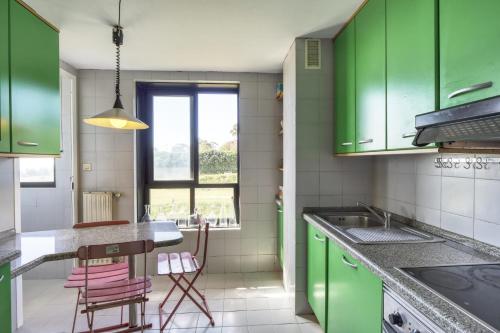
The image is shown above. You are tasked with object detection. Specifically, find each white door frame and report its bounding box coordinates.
[60,68,78,225]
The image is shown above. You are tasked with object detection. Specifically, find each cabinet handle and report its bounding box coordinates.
[314,234,325,243]
[358,139,373,144]
[0,275,4,283]
[341,142,353,146]
[341,255,358,270]
[402,132,417,138]
[17,141,39,147]
[448,81,493,99]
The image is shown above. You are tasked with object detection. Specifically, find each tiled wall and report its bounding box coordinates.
[373,154,500,247]
[78,70,283,273]
[283,39,373,314]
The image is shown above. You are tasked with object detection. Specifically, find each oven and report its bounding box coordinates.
[383,287,444,333]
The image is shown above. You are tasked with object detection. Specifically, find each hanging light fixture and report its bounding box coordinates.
[84,0,148,130]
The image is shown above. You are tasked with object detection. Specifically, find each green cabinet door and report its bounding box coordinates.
[0,0,10,153]
[307,224,327,330]
[386,0,437,150]
[355,0,386,152]
[328,241,382,333]
[440,0,500,108]
[334,22,356,154]
[10,0,60,155]
[0,263,11,333]
[277,203,283,269]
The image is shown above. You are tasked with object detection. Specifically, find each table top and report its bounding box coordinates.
[0,221,183,277]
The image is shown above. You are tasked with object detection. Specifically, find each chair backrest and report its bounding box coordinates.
[73,220,129,229]
[77,240,154,260]
[193,222,210,271]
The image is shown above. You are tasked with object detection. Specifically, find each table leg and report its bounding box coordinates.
[128,254,137,327]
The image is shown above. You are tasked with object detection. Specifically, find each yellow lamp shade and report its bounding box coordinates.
[83,97,148,130]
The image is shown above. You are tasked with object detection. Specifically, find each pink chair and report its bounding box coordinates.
[74,239,154,333]
[157,223,214,332]
[65,220,131,332]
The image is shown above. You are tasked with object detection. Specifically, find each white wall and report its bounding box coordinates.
[373,154,500,247]
[283,38,373,314]
[78,70,283,273]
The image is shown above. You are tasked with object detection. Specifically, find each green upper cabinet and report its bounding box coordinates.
[0,263,11,333]
[307,224,327,330]
[328,241,382,333]
[334,23,356,154]
[355,0,386,152]
[10,0,60,155]
[386,0,437,150]
[440,0,500,109]
[0,0,10,153]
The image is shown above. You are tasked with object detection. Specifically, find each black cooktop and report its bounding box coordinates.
[402,264,500,331]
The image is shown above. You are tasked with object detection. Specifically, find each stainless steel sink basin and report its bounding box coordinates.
[313,212,444,244]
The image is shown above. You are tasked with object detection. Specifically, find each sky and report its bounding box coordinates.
[153,93,238,150]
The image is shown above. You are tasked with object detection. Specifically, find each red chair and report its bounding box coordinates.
[157,222,213,332]
[75,239,154,333]
[65,220,131,332]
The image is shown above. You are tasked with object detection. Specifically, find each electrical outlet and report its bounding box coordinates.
[82,163,92,171]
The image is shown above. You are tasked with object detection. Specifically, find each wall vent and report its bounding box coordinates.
[305,39,321,69]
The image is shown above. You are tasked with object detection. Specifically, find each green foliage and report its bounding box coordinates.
[199,149,237,174]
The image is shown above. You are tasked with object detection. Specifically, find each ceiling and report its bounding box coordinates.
[26,0,363,73]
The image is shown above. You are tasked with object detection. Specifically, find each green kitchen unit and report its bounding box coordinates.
[0,0,10,152]
[440,0,500,109]
[333,22,356,154]
[328,241,382,333]
[9,0,60,155]
[277,201,284,269]
[0,263,11,333]
[354,0,386,152]
[307,224,328,330]
[386,0,437,150]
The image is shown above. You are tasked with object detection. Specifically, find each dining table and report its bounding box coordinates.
[0,221,183,328]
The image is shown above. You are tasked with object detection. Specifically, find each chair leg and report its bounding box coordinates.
[71,290,81,333]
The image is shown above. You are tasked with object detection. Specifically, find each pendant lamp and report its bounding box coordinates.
[84,0,148,130]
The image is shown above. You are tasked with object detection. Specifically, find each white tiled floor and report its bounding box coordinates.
[16,273,321,333]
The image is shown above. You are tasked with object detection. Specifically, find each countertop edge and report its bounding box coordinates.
[303,212,497,333]
[0,250,21,267]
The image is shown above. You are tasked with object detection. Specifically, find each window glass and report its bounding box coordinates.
[153,96,192,181]
[150,188,190,222]
[19,158,55,185]
[198,93,238,184]
[195,188,237,227]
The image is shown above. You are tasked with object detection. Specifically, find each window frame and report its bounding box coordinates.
[19,157,56,188]
[136,82,240,225]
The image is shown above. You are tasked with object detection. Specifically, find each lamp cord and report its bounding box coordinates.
[114,0,122,99]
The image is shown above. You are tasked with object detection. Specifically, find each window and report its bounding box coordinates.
[137,83,239,228]
[19,158,56,187]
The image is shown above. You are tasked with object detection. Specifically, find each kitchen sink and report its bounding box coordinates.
[313,212,444,244]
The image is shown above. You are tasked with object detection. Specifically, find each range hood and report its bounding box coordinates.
[413,94,500,150]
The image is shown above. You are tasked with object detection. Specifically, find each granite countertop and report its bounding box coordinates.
[0,221,183,278]
[303,207,500,333]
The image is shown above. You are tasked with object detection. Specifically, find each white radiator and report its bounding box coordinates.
[82,192,113,222]
[81,192,115,265]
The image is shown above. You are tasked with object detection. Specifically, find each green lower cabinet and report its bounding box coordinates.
[328,241,382,333]
[307,224,327,330]
[0,263,11,333]
[10,0,60,155]
[277,203,283,269]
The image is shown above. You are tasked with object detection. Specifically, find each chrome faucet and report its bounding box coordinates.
[357,202,391,229]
